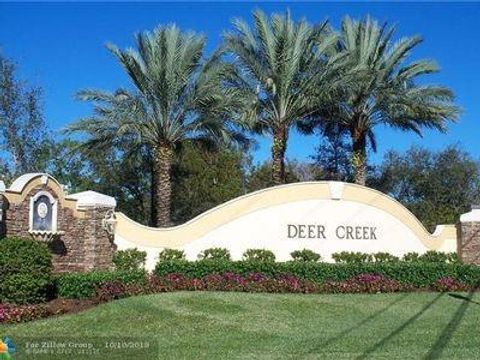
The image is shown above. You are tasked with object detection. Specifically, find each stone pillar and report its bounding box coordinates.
[82,206,116,271]
[458,206,480,265]
[66,191,117,272]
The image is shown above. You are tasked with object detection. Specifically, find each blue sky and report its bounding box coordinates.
[1,2,479,164]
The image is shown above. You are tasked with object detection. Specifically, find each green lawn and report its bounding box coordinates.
[2,292,480,359]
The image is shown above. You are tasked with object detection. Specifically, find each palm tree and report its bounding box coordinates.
[67,25,247,227]
[330,17,460,185]
[223,10,342,185]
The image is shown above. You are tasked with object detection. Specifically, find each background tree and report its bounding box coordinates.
[246,159,316,192]
[48,140,249,226]
[46,139,96,193]
[370,145,480,231]
[0,53,52,180]
[171,143,247,224]
[67,25,247,227]
[310,126,353,182]
[223,10,341,185]
[326,16,459,185]
[47,139,153,224]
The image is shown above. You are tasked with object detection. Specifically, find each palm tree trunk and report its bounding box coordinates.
[149,159,157,227]
[153,143,174,227]
[272,125,288,185]
[352,131,367,186]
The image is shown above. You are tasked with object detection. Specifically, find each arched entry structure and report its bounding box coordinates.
[113,182,458,270]
[0,173,116,272]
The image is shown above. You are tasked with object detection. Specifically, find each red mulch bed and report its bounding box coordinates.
[1,298,102,324]
[44,298,99,317]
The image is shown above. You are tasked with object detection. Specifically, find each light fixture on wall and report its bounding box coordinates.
[102,209,117,235]
[0,195,5,223]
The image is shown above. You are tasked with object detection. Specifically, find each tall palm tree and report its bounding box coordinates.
[223,10,343,185]
[330,17,460,185]
[67,25,247,227]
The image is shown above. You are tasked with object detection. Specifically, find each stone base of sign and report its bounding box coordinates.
[0,173,116,272]
[457,207,480,265]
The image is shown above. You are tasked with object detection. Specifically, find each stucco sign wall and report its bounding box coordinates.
[114,182,458,270]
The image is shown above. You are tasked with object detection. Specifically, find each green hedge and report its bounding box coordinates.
[112,249,147,271]
[56,270,147,299]
[0,237,53,304]
[242,249,276,262]
[55,261,480,300]
[154,260,480,287]
[199,248,231,261]
[330,251,459,264]
[291,249,321,262]
[158,249,186,261]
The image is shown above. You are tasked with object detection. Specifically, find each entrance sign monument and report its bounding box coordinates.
[0,173,479,271]
[114,182,459,270]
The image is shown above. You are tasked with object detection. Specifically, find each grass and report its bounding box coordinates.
[2,292,480,359]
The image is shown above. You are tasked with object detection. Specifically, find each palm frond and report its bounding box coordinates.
[328,16,459,144]
[69,24,251,154]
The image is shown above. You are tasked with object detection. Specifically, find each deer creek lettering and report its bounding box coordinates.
[287,224,377,240]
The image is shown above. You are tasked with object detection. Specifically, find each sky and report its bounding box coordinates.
[0,1,479,164]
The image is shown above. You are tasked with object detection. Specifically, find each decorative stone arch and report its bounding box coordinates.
[0,173,117,272]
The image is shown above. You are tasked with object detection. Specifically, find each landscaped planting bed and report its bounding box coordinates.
[1,241,479,324]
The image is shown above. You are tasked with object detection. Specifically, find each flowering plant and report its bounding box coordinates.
[432,277,469,292]
[322,273,409,293]
[0,303,47,323]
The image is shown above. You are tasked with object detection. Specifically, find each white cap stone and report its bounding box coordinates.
[67,190,117,209]
[460,206,480,223]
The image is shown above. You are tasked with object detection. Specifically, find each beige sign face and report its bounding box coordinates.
[180,199,421,261]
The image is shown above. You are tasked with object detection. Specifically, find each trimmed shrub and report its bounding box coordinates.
[402,251,459,264]
[0,237,53,304]
[113,249,147,271]
[290,249,321,262]
[199,248,231,261]
[372,252,399,263]
[158,249,186,261]
[445,252,461,264]
[330,251,458,264]
[331,251,373,264]
[420,251,459,264]
[242,249,275,262]
[2,274,53,305]
[56,270,146,299]
[402,252,421,262]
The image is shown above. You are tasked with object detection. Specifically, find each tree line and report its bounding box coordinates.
[1,10,472,230]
